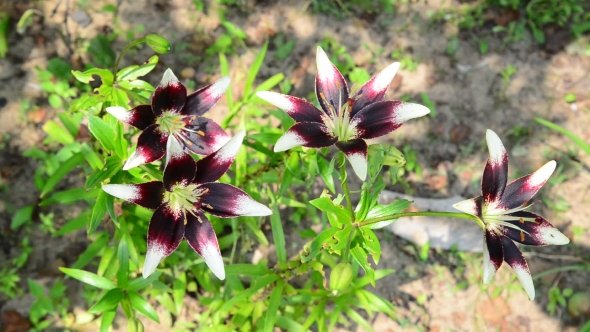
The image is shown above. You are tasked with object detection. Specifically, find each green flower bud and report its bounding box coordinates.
[145,34,171,54]
[368,144,405,167]
[127,317,144,332]
[329,263,354,291]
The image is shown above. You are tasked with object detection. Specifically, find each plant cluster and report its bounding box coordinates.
[6,28,573,331]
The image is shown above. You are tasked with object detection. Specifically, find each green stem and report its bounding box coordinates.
[339,152,355,223]
[532,264,589,280]
[341,226,357,264]
[359,211,485,229]
[113,37,146,83]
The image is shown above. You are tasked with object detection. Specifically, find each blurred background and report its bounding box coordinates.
[0,0,589,331]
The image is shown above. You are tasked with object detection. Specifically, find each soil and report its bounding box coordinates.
[1,0,589,331]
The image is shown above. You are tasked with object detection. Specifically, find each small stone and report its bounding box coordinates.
[71,10,92,28]
[180,67,195,79]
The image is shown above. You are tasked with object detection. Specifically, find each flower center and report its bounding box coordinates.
[156,111,187,136]
[163,183,209,217]
[319,92,358,142]
[482,202,537,233]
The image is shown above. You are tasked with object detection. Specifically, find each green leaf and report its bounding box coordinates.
[128,291,160,323]
[43,120,74,145]
[117,236,129,288]
[57,110,80,137]
[264,280,284,332]
[535,117,590,156]
[48,94,63,109]
[40,152,84,197]
[16,9,37,34]
[10,205,34,230]
[60,267,116,290]
[88,288,123,314]
[219,53,233,107]
[80,144,104,170]
[253,73,285,95]
[309,197,352,225]
[88,34,116,68]
[85,156,122,189]
[275,316,307,332]
[105,194,118,227]
[244,41,268,98]
[88,115,116,154]
[100,309,117,332]
[359,228,381,264]
[318,155,336,193]
[72,232,109,269]
[220,274,279,311]
[302,227,338,263]
[88,190,108,235]
[344,307,374,332]
[355,269,395,288]
[0,13,9,58]
[40,187,99,206]
[270,205,287,263]
[72,68,114,86]
[27,278,44,297]
[127,271,162,291]
[243,218,269,246]
[350,245,374,286]
[55,212,90,236]
[117,55,159,81]
[364,199,411,229]
[225,264,272,276]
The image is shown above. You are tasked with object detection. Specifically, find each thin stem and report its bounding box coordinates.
[339,152,355,222]
[341,226,357,264]
[532,264,589,280]
[359,211,485,229]
[113,38,146,83]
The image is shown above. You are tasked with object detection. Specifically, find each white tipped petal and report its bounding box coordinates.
[395,103,431,122]
[347,152,367,181]
[160,68,179,86]
[372,62,401,92]
[123,150,147,170]
[102,184,139,201]
[539,227,570,245]
[106,106,131,122]
[485,129,507,165]
[482,239,496,284]
[274,131,306,152]
[511,264,535,300]
[201,243,226,280]
[142,246,166,278]
[237,198,273,217]
[528,160,556,188]
[216,129,245,162]
[452,198,479,216]
[210,76,231,97]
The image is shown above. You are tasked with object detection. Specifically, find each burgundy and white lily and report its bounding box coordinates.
[453,130,569,300]
[256,46,430,180]
[102,131,272,279]
[106,69,231,170]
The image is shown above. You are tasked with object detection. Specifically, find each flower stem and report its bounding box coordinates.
[339,152,355,223]
[113,37,146,83]
[359,211,485,229]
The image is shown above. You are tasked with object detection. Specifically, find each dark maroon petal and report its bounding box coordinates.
[501,237,535,300]
[123,124,168,170]
[498,161,556,210]
[274,122,337,152]
[482,130,509,205]
[315,46,349,117]
[351,101,431,140]
[177,117,230,156]
[143,204,186,277]
[184,212,225,279]
[335,139,368,181]
[483,229,504,283]
[256,91,324,123]
[151,69,187,116]
[163,136,197,190]
[198,183,272,218]
[193,130,244,184]
[182,76,230,117]
[499,211,570,246]
[102,181,164,209]
[106,105,156,130]
[350,62,400,117]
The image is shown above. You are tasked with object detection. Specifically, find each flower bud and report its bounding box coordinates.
[368,144,405,167]
[127,317,144,332]
[329,263,354,291]
[145,34,171,54]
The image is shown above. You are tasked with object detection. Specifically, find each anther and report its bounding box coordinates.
[520,232,525,241]
[197,130,205,136]
[519,218,525,224]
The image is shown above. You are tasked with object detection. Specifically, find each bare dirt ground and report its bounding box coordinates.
[1,0,589,331]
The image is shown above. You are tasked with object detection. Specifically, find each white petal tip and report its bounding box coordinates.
[512,267,535,301]
[142,250,165,279]
[274,131,304,152]
[211,76,231,95]
[397,103,431,122]
[102,184,138,201]
[241,201,273,217]
[540,227,570,245]
[452,199,478,215]
[347,154,367,181]
[123,152,145,170]
[372,62,401,92]
[201,244,225,280]
[105,106,130,121]
[161,68,179,86]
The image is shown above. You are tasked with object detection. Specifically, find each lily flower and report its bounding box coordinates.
[256,46,430,180]
[453,129,569,300]
[106,69,231,170]
[102,130,272,279]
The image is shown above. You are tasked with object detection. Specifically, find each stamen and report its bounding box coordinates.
[197,130,205,136]
[520,232,525,241]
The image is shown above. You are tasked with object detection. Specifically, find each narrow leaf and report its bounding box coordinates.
[88,288,123,314]
[60,267,116,290]
[40,152,84,197]
[128,291,160,323]
[270,205,287,263]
